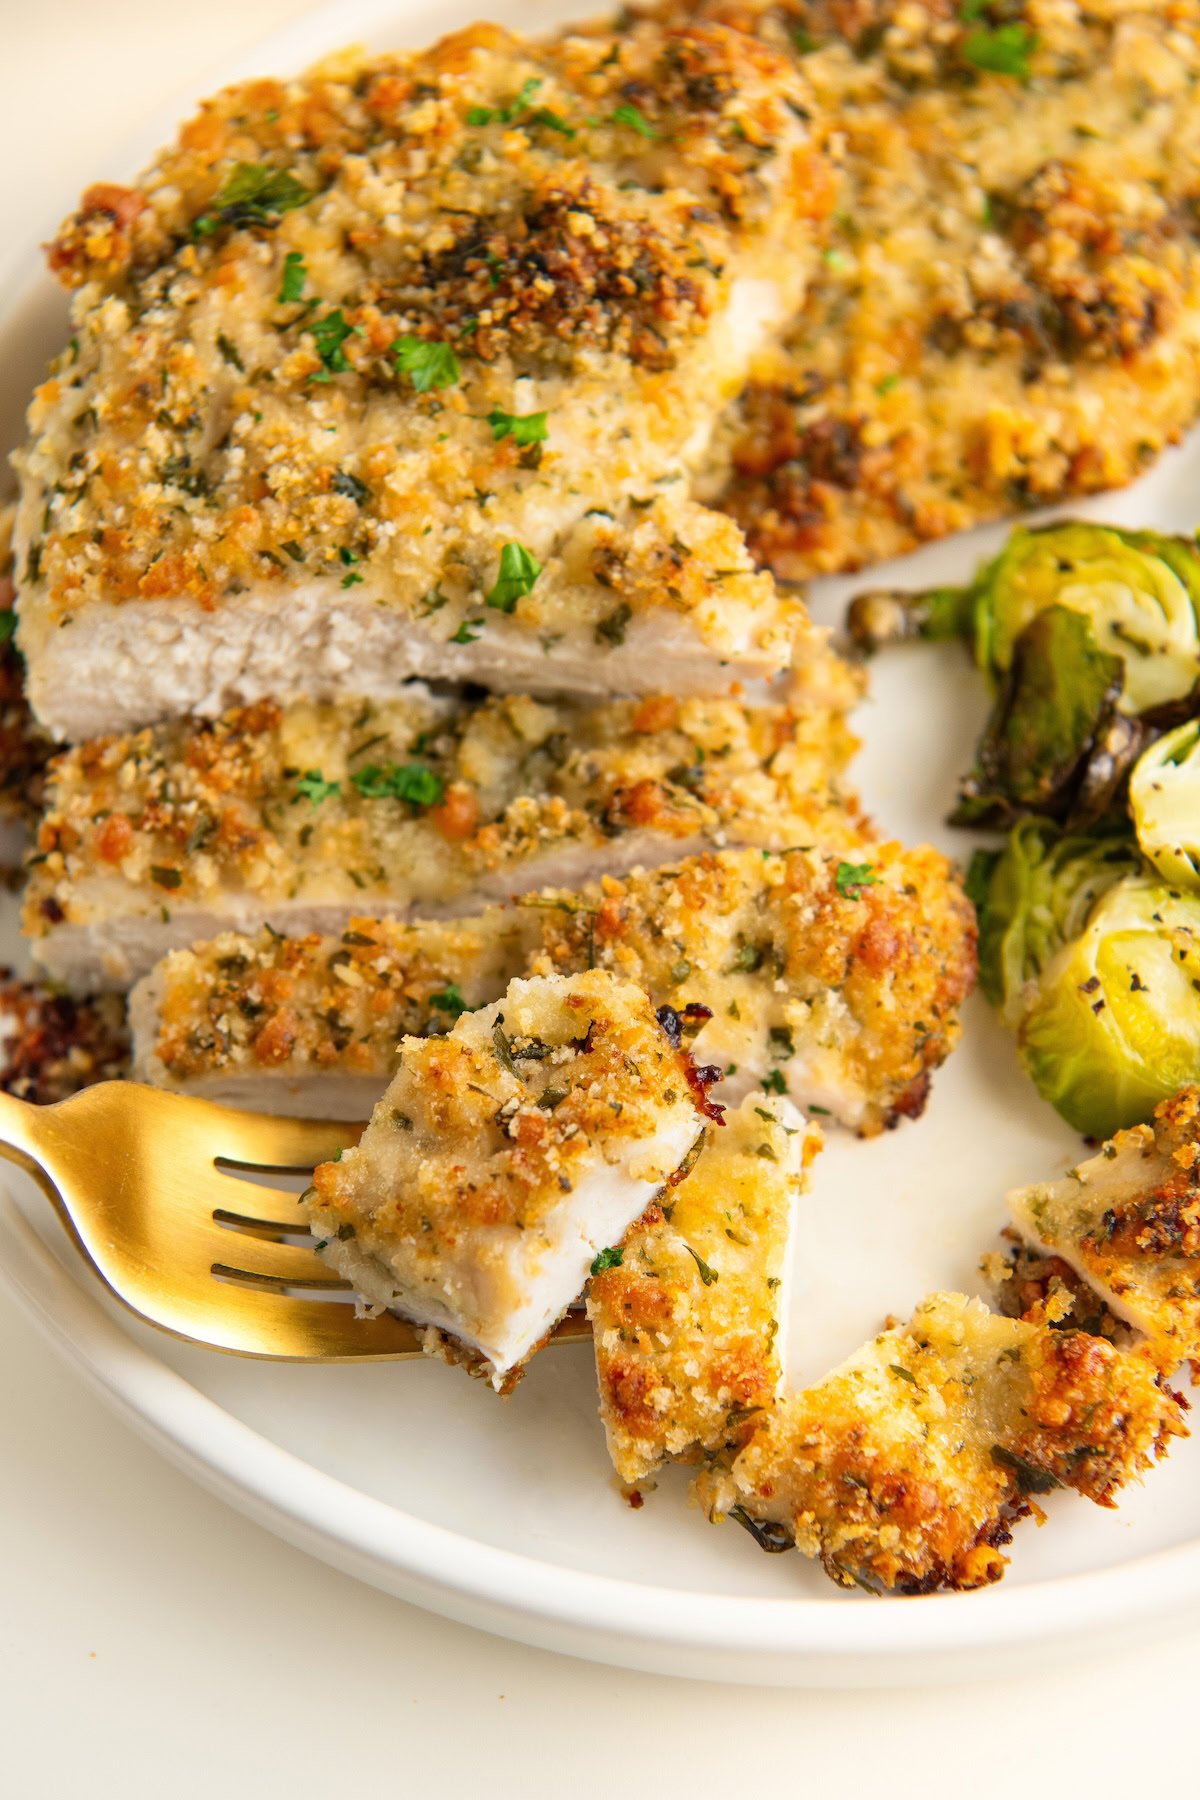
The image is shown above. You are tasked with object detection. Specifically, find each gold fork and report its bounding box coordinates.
[0,1083,590,1359]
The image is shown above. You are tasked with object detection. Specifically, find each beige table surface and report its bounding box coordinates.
[2,3,1199,1792]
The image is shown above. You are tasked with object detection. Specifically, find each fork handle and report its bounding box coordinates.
[0,1088,50,1175]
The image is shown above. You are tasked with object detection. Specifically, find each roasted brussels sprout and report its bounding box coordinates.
[1022,878,1200,1138]
[1129,720,1200,891]
[973,524,1200,714]
[971,819,1138,1028]
[973,821,1200,1136]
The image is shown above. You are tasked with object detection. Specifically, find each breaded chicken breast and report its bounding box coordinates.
[695,1291,1184,1593]
[26,678,864,993]
[129,841,977,1130]
[1009,1085,1200,1373]
[688,0,1200,578]
[16,19,833,738]
[588,1091,817,1485]
[307,968,707,1386]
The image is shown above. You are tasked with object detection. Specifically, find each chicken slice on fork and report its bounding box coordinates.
[305,968,710,1389]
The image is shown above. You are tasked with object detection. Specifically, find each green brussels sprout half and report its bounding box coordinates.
[972,523,1200,715]
[953,605,1124,827]
[1129,720,1200,892]
[971,818,1138,1027]
[1021,877,1200,1137]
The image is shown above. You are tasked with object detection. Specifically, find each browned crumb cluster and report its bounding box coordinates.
[0,972,129,1103]
[688,0,1200,577]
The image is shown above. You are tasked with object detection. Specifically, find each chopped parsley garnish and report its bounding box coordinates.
[192,162,311,238]
[491,1017,518,1076]
[278,250,307,304]
[835,860,878,900]
[350,761,444,807]
[961,20,1038,78]
[341,572,364,588]
[487,406,549,446]
[990,1445,1061,1493]
[595,602,632,647]
[0,613,16,647]
[466,77,573,135]
[761,1070,787,1096]
[451,619,483,644]
[392,335,461,392]
[216,333,244,370]
[308,309,357,377]
[281,539,306,563]
[294,770,341,809]
[485,542,542,612]
[610,102,657,137]
[684,1244,719,1286]
[150,865,182,890]
[429,983,467,1016]
[590,1245,624,1276]
[889,1364,917,1386]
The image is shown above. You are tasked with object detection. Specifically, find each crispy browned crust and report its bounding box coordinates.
[0,973,129,1103]
[698,1292,1185,1593]
[687,0,1200,577]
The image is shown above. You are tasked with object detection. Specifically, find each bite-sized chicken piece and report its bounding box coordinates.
[0,972,129,1104]
[694,1292,1185,1594]
[588,1092,817,1486]
[15,19,832,739]
[1009,1086,1200,1373]
[307,968,708,1387]
[685,0,1200,578]
[130,842,977,1129]
[25,677,864,993]
[0,503,50,866]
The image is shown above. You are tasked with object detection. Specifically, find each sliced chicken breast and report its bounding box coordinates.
[306,968,707,1387]
[588,1092,817,1486]
[26,674,864,993]
[129,842,977,1133]
[1008,1085,1200,1373]
[694,1291,1185,1593]
[15,20,830,738]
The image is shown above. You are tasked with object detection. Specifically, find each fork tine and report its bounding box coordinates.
[209,1237,335,1283]
[207,1179,315,1228]
[210,1112,364,1172]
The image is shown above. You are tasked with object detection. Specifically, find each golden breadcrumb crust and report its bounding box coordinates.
[140,842,977,1134]
[697,1291,1184,1593]
[685,0,1200,577]
[1010,1084,1200,1372]
[24,684,863,939]
[588,1092,819,1484]
[17,18,825,666]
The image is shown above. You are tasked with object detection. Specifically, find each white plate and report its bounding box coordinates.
[3,0,1200,1687]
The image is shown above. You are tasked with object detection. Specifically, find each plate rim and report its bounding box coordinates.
[5,1185,1200,1685]
[5,0,1200,1686]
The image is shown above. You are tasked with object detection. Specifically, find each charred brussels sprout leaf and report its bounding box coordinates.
[953,606,1124,827]
[1129,720,1200,891]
